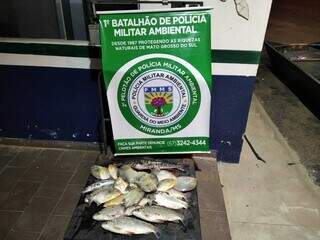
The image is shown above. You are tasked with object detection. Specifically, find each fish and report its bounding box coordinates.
[133,206,184,224]
[124,205,142,216]
[152,169,176,181]
[85,188,121,206]
[157,179,176,192]
[103,194,124,207]
[174,176,197,192]
[81,179,114,194]
[129,182,138,189]
[135,172,158,193]
[101,216,159,238]
[91,165,110,180]
[153,192,188,209]
[138,197,153,207]
[124,187,144,207]
[130,160,186,172]
[84,184,113,201]
[119,166,158,192]
[118,165,139,183]
[108,164,118,180]
[166,189,188,201]
[93,205,125,221]
[114,177,128,194]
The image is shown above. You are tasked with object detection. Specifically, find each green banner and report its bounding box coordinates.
[99,8,212,155]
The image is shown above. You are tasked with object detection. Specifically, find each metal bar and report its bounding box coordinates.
[55,0,67,39]
[92,2,97,18]
[97,71,108,155]
[291,59,320,62]
[61,0,75,39]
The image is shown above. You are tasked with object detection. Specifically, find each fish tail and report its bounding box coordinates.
[81,187,89,194]
[153,229,161,239]
[177,164,187,172]
[177,213,187,231]
[194,161,201,171]
[181,220,188,232]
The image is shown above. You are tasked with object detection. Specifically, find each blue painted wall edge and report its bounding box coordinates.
[0,65,255,163]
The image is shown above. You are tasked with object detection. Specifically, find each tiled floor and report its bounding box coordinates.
[0,146,97,240]
[0,145,230,240]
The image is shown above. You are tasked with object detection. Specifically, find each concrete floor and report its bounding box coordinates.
[219,96,320,240]
[255,53,320,185]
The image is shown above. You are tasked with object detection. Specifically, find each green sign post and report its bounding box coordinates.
[99,8,212,155]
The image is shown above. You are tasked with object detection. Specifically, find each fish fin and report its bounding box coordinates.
[193,161,201,171]
[88,221,99,231]
[113,226,121,230]
[154,230,161,239]
[180,218,188,230]
[155,166,161,171]
[178,165,187,172]
[181,224,187,232]
[84,196,92,206]
[81,188,90,194]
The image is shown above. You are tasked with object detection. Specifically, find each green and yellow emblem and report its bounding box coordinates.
[117,56,202,135]
[144,86,173,117]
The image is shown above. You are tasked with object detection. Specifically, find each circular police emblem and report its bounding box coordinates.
[117,55,201,135]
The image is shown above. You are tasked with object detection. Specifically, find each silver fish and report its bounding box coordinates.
[101,216,159,238]
[91,165,110,180]
[103,194,124,207]
[138,197,153,207]
[84,184,113,203]
[131,161,186,172]
[152,169,176,181]
[124,205,142,216]
[108,164,118,180]
[114,177,128,194]
[93,205,125,221]
[82,179,114,194]
[118,165,139,183]
[174,176,197,192]
[85,188,121,206]
[133,206,184,224]
[157,179,176,192]
[153,192,188,209]
[166,189,188,201]
[124,187,144,208]
[135,172,158,193]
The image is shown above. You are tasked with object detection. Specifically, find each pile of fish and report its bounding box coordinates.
[82,161,197,238]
